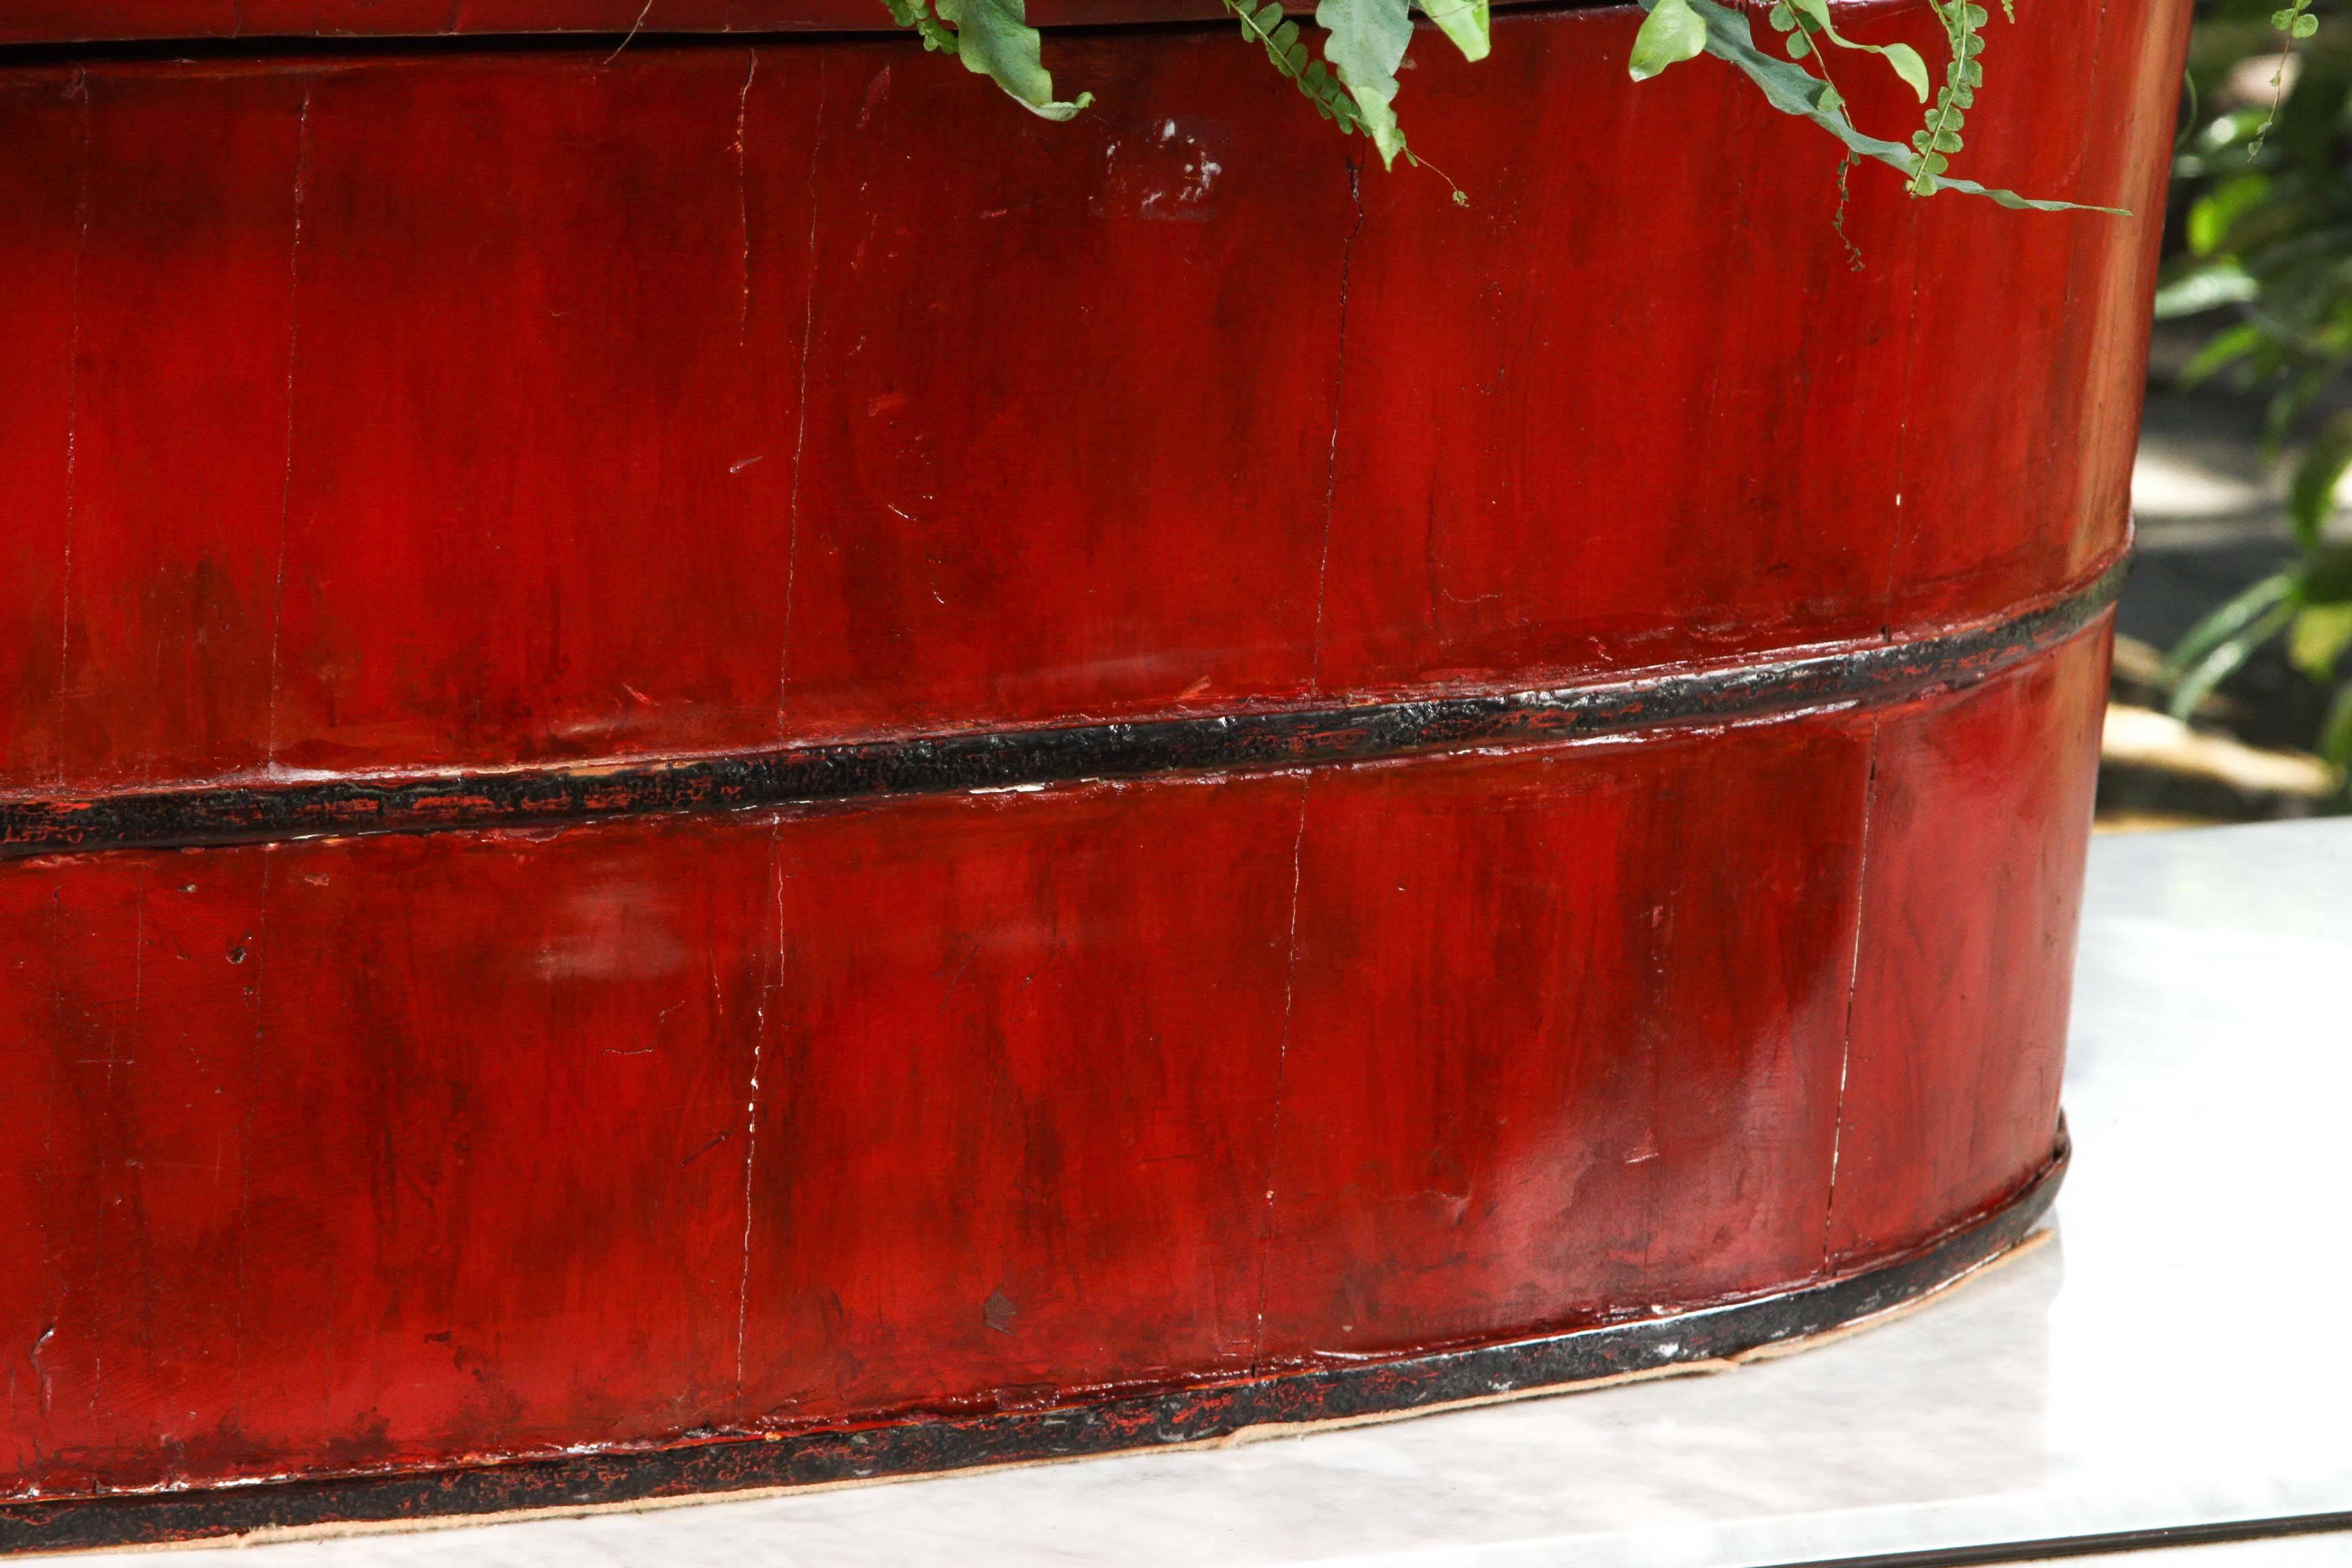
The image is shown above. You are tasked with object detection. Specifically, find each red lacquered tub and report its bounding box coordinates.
[0,0,2183,1549]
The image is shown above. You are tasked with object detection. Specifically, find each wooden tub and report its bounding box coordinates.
[0,0,2184,1548]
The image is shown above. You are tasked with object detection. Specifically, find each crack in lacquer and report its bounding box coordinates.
[264,85,313,771]
[1307,156,1364,697]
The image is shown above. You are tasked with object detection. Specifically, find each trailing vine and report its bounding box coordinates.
[1221,0,1471,200]
[879,0,2116,212]
[1833,148,1865,269]
[881,0,960,53]
[1908,0,1987,196]
[1226,0,1379,141]
[2250,0,2318,152]
[881,0,1094,118]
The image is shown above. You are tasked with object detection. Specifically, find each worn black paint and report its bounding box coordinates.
[1777,1513,2352,1568]
[0,1142,2065,1555]
[0,564,2123,860]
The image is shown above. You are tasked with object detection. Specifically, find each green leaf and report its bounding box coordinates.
[2294,13,2319,37]
[1414,0,1490,61]
[1630,0,1709,80]
[1316,0,1414,165]
[2307,543,2352,604]
[2319,681,2352,768]
[2151,262,2258,318]
[2289,602,2352,679]
[2187,174,2272,257]
[2289,416,2352,552]
[2178,320,2264,385]
[1658,0,2124,212]
[881,0,963,53]
[2165,571,2296,685]
[1878,42,1932,101]
[2171,601,2298,717]
[934,0,1094,118]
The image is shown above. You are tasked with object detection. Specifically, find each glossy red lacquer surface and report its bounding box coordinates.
[0,0,2177,790]
[0,0,2183,1512]
[1256,721,1871,1359]
[1829,627,2111,1264]
[1,644,2103,1494]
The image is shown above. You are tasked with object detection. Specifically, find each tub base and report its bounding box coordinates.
[0,1136,2065,1556]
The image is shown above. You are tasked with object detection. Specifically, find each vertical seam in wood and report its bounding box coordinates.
[1307,157,1362,698]
[1880,220,1926,642]
[230,849,273,1418]
[1251,772,1312,1372]
[35,885,65,1420]
[265,84,314,772]
[776,56,828,736]
[2084,0,2117,202]
[1822,717,1882,1273]
[54,73,90,790]
[1680,78,1752,586]
[737,815,781,1399]
[88,865,148,1414]
[2070,0,2123,549]
[734,50,756,349]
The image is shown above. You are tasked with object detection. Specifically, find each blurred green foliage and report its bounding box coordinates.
[2158,0,2352,766]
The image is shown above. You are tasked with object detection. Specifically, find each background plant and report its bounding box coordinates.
[2157,0,2352,768]
[880,0,2106,212]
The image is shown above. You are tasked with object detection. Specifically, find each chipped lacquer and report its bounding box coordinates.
[0,0,2185,1549]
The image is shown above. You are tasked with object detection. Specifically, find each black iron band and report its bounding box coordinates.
[0,561,2123,860]
[0,1137,2066,1556]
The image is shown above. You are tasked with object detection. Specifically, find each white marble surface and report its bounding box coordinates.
[34,819,2352,1567]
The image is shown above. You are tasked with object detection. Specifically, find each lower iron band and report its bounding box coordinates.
[0,1139,2066,1554]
